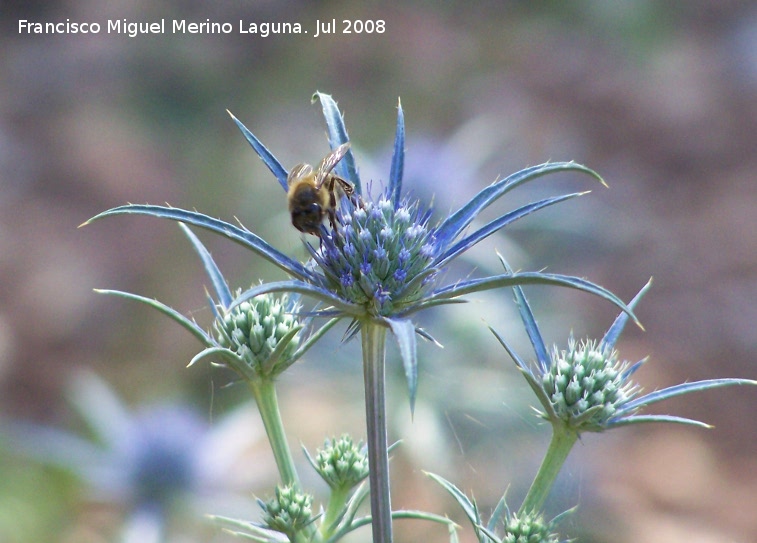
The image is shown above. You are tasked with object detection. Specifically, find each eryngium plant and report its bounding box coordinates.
[83,92,657,543]
[490,271,756,516]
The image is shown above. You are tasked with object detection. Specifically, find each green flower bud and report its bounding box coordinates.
[503,510,560,543]
[214,291,302,377]
[260,485,314,540]
[313,434,369,490]
[544,336,638,431]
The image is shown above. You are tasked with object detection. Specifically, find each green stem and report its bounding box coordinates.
[361,321,393,543]
[319,485,351,540]
[248,378,301,489]
[518,425,578,515]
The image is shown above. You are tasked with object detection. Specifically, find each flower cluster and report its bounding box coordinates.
[543,337,638,431]
[215,290,302,377]
[260,485,315,540]
[314,193,438,317]
[502,510,561,543]
[306,434,370,491]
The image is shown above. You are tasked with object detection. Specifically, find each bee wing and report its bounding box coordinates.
[287,163,313,186]
[314,142,351,188]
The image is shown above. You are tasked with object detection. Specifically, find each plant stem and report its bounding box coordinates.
[248,378,300,489]
[518,425,578,515]
[361,321,393,543]
[319,485,351,540]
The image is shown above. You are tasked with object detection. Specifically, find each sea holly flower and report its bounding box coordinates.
[83,92,636,410]
[83,92,640,543]
[489,269,757,515]
[491,273,756,433]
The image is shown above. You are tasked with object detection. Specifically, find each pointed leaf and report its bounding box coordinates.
[292,317,342,360]
[178,223,233,309]
[388,98,405,208]
[94,289,211,345]
[232,280,365,317]
[386,317,418,414]
[227,110,288,191]
[618,378,757,414]
[519,366,559,421]
[427,272,638,325]
[601,278,653,349]
[313,91,361,190]
[497,255,550,371]
[477,524,503,543]
[436,192,587,268]
[424,472,481,529]
[436,162,604,246]
[84,205,315,281]
[608,414,713,429]
[487,491,509,533]
[260,325,304,375]
[488,326,529,373]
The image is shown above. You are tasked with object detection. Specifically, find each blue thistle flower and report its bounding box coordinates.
[491,272,757,433]
[83,92,638,410]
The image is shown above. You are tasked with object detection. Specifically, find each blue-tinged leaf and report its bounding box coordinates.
[617,378,757,415]
[415,327,443,348]
[621,357,648,380]
[424,472,481,529]
[477,524,503,543]
[496,255,550,372]
[261,325,304,375]
[188,347,262,383]
[488,326,530,373]
[292,317,342,360]
[227,110,289,192]
[232,280,366,318]
[436,162,604,246]
[178,223,233,309]
[608,414,712,429]
[388,98,405,209]
[427,272,638,325]
[486,491,509,534]
[313,91,361,190]
[208,514,286,542]
[435,192,586,268]
[601,278,653,349]
[385,317,418,414]
[84,204,315,282]
[94,289,211,345]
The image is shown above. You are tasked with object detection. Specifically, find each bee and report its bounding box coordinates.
[286,142,357,236]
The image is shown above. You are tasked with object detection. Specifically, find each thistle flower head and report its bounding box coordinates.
[502,510,561,543]
[492,277,756,434]
[543,336,639,431]
[259,485,315,540]
[313,192,439,317]
[305,434,370,491]
[214,290,302,378]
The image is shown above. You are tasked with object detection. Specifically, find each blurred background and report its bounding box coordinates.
[1,1,756,542]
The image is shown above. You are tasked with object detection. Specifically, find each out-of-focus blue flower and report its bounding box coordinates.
[1,370,267,542]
